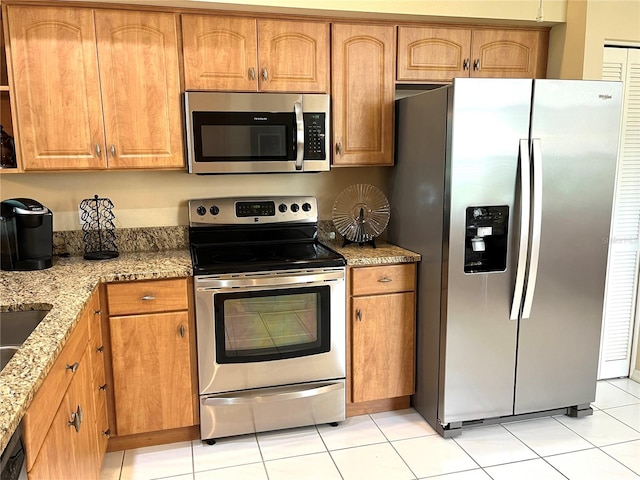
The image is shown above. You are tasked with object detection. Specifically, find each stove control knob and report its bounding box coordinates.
[196,205,206,216]
[209,205,220,216]
[290,203,300,213]
[278,203,287,213]
[302,202,312,212]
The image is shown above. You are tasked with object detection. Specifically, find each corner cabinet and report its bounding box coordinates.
[347,263,417,416]
[23,289,105,479]
[397,26,548,83]
[6,6,184,171]
[331,23,395,167]
[182,15,329,93]
[105,278,198,437]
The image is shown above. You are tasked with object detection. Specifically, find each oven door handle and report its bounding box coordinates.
[196,270,345,290]
[202,381,343,406]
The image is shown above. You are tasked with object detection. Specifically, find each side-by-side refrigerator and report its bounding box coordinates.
[388,78,622,437]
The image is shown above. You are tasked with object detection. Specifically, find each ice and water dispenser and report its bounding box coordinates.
[464,206,509,273]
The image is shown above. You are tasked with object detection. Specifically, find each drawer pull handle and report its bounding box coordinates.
[99,383,107,391]
[141,295,156,301]
[378,277,393,283]
[356,309,362,322]
[179,324,186,338]
[66,362,79,373]
[96,345,104,353]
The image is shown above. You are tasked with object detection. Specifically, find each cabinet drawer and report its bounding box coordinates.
[106,278,188,315]
[23,317,89,471]
[350,264,416,296]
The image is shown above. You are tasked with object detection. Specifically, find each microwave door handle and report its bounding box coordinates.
[294,101,304,170]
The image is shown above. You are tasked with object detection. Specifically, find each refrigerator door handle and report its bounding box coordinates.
[510,139,532,320]
[522,138,543,319]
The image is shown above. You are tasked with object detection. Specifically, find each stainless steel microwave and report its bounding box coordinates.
[185,92,330,174]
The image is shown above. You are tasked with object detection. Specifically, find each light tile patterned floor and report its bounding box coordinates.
[101,379,640,480]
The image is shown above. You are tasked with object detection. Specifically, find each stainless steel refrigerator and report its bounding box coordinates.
[388,78,622,437]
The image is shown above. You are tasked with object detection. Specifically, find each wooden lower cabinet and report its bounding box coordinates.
[105,278,198,439]
[347,263,417,415]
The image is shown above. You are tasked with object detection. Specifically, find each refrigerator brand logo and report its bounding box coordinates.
[598,94,612,100]
[254,117,268,121]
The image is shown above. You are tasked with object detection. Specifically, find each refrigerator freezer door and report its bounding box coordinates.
[441,78,533,424]
[514,80,622,414]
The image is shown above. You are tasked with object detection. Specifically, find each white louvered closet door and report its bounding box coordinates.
[598,47,640,379]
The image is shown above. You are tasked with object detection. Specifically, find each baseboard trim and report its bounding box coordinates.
[630,369,640,383]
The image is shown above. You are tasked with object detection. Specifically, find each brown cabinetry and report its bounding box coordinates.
[397,26,547,83]
[23,295,103,479]
[182,15,329,92]
[347,263,416,415]
[105,278,197,437]
[6,5,184,171]
[331,23,395,167]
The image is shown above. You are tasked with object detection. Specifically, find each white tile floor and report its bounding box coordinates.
[101,378,640,480]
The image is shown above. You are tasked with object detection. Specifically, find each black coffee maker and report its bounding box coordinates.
[0,198,53,271]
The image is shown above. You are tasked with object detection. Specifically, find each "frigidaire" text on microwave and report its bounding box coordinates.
[185,92,330,174]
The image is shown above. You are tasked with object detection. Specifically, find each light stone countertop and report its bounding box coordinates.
[0,241,419,453]
[0,250,192,454]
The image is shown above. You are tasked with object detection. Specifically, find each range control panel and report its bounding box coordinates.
[189,196,317,226]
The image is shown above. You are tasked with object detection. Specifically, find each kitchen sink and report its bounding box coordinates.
[0,308,51,370]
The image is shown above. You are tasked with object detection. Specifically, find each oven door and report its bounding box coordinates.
[195,267,346,394]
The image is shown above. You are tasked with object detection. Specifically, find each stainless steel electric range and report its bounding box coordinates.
[188,196,346,442]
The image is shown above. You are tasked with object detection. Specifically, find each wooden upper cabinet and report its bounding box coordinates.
[397,26,548,83]
[257,19,329,92]
[332,24,395,167]
[397,26,471,82]
[6,6,184,171]
[182,15,258,91]
[470,29,546,78]
[182,15,329,92]
[7,6,107,170]
[95,10,184,169]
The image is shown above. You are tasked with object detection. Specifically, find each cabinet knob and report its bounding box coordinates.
[96,345,105,353]
[95,144,102,157]
[378,277,393,283]
[68,405,82,432]
[102,429,111,437]
[179,324,186,338]
[249,67,256,81]
[94,309,102,315]
[336,142,342,155]
[356,309,362,322]
[141,295,156,301]
[99,383,108,391]
[473,59,481,71]
[66,362,79,373]
[463,58,470,70]
[262,67,268,81]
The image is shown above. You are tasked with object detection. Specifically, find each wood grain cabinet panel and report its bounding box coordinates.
[6,6,184,171]
[397,25,547,83]
[331,23,395,166]
[182,15,328,93]
[6,6,107,170]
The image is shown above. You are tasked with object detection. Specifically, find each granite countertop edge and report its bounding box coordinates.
[0,242,420,453]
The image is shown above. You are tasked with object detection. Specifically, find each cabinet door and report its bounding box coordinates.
[257,19,329,93]
[351,292,415,402]
[397,26,471,82]
[182,14,258,91]
[28,348,99,480]
[110,311,195,435]
[95,10,184,169]
[471,29,545,78]
[7,6,107,171]
[332,24,395,166]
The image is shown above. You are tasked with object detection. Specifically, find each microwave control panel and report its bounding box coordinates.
[303,113,326,160]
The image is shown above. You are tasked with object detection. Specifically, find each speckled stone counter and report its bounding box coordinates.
[0,250,192,453]
[325,241,421,266]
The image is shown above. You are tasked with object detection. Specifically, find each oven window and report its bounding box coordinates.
[193,112,296,161]
[214,286,330,363]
